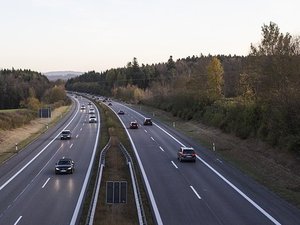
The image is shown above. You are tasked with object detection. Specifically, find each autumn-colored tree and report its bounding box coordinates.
[43,85,66,104]
[207,57,224,99]
[27,97,41,111]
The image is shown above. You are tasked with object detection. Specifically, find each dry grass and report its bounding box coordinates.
[0,106,69,163]
[93,130,138,225]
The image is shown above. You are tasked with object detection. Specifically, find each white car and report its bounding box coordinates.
[89,115,97,123]
[89,108,95,114]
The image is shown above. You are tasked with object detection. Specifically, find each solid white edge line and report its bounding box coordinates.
[89,164,104,224]
[120,103,281,225]
[128,161,144,225]
[14,216,22,225]
[190,186,201,199]
[42,177,51,189]
[0,99,80,191]
[171,161,178,169]
[70,101,101,225]
[196,155,281,225]
[113,105,163,225]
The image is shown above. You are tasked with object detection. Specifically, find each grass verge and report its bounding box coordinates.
[79,102,154,225]
[0,106,70,164]
[130,103,300,209]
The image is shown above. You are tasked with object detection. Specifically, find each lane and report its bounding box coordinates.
[108,101,300,225]
[0,97,100,225]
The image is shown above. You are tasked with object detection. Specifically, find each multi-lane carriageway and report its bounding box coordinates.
[0,97,100,225]
[0,95,299,225]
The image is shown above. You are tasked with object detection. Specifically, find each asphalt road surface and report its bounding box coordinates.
[107,100,300,225]
[0,96,100,225]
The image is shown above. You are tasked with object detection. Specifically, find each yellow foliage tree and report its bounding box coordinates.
[27,97,41,112]
[207,57,224,99]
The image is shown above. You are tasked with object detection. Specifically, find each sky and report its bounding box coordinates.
[0,0,299,73]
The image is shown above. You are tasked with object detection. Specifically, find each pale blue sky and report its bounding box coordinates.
[0,0,299,72]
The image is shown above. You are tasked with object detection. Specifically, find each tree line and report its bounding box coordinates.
[65,22,300,153]
[0,69,70,112]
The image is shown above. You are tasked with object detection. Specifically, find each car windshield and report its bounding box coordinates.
[62,131,70,134]
[183,150,195,154]
[58,160,71,165]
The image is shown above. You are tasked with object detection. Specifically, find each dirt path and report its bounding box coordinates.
[0,106,69,163]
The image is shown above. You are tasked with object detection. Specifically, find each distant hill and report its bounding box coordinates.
[44,71,83,81]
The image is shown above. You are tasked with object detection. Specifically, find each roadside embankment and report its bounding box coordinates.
[0,106,69,164]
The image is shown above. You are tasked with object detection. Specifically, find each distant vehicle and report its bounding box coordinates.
[118,110,125,115]
[88,102,92,106]
[129,121,138,129]
[143,118,153,125]
[108,102,112,106]
[60,130,71,140]
[55,158,74,174]
[89,115,97,123]
[89,108,95,114]
[177,147,196,162]
[80,105,86,110]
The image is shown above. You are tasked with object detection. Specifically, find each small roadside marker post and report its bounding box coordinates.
[15,143,18,152]
[213,142,216,151]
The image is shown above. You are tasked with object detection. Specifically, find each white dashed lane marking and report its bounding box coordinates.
[190,186,202,199]
[159,146,165,152]
[42,178,50,189]
[171,161,178,169]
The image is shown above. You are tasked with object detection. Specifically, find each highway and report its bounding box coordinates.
[0,96,100,225]
[108,100,300,225]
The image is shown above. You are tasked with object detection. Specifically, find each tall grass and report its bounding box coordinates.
[0,109,36,130]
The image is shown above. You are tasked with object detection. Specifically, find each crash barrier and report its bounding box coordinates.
[86,139,147,225]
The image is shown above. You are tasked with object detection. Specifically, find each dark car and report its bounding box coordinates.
[108,102,112,106]
[129,121,138,129]
[55,158,74,174]
[118,110,125,115]
[143,118,153,125]
[178,147,196,162]
[60,130,71,140]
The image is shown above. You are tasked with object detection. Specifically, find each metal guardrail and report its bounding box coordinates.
[86,138,111,225]
[119,143,148,225]
[86,139,147,225]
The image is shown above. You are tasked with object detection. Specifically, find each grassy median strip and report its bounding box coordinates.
[80,102,154,225]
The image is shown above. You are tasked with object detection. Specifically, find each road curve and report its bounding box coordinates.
[0,96,100,225]
[108,100,300,225]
